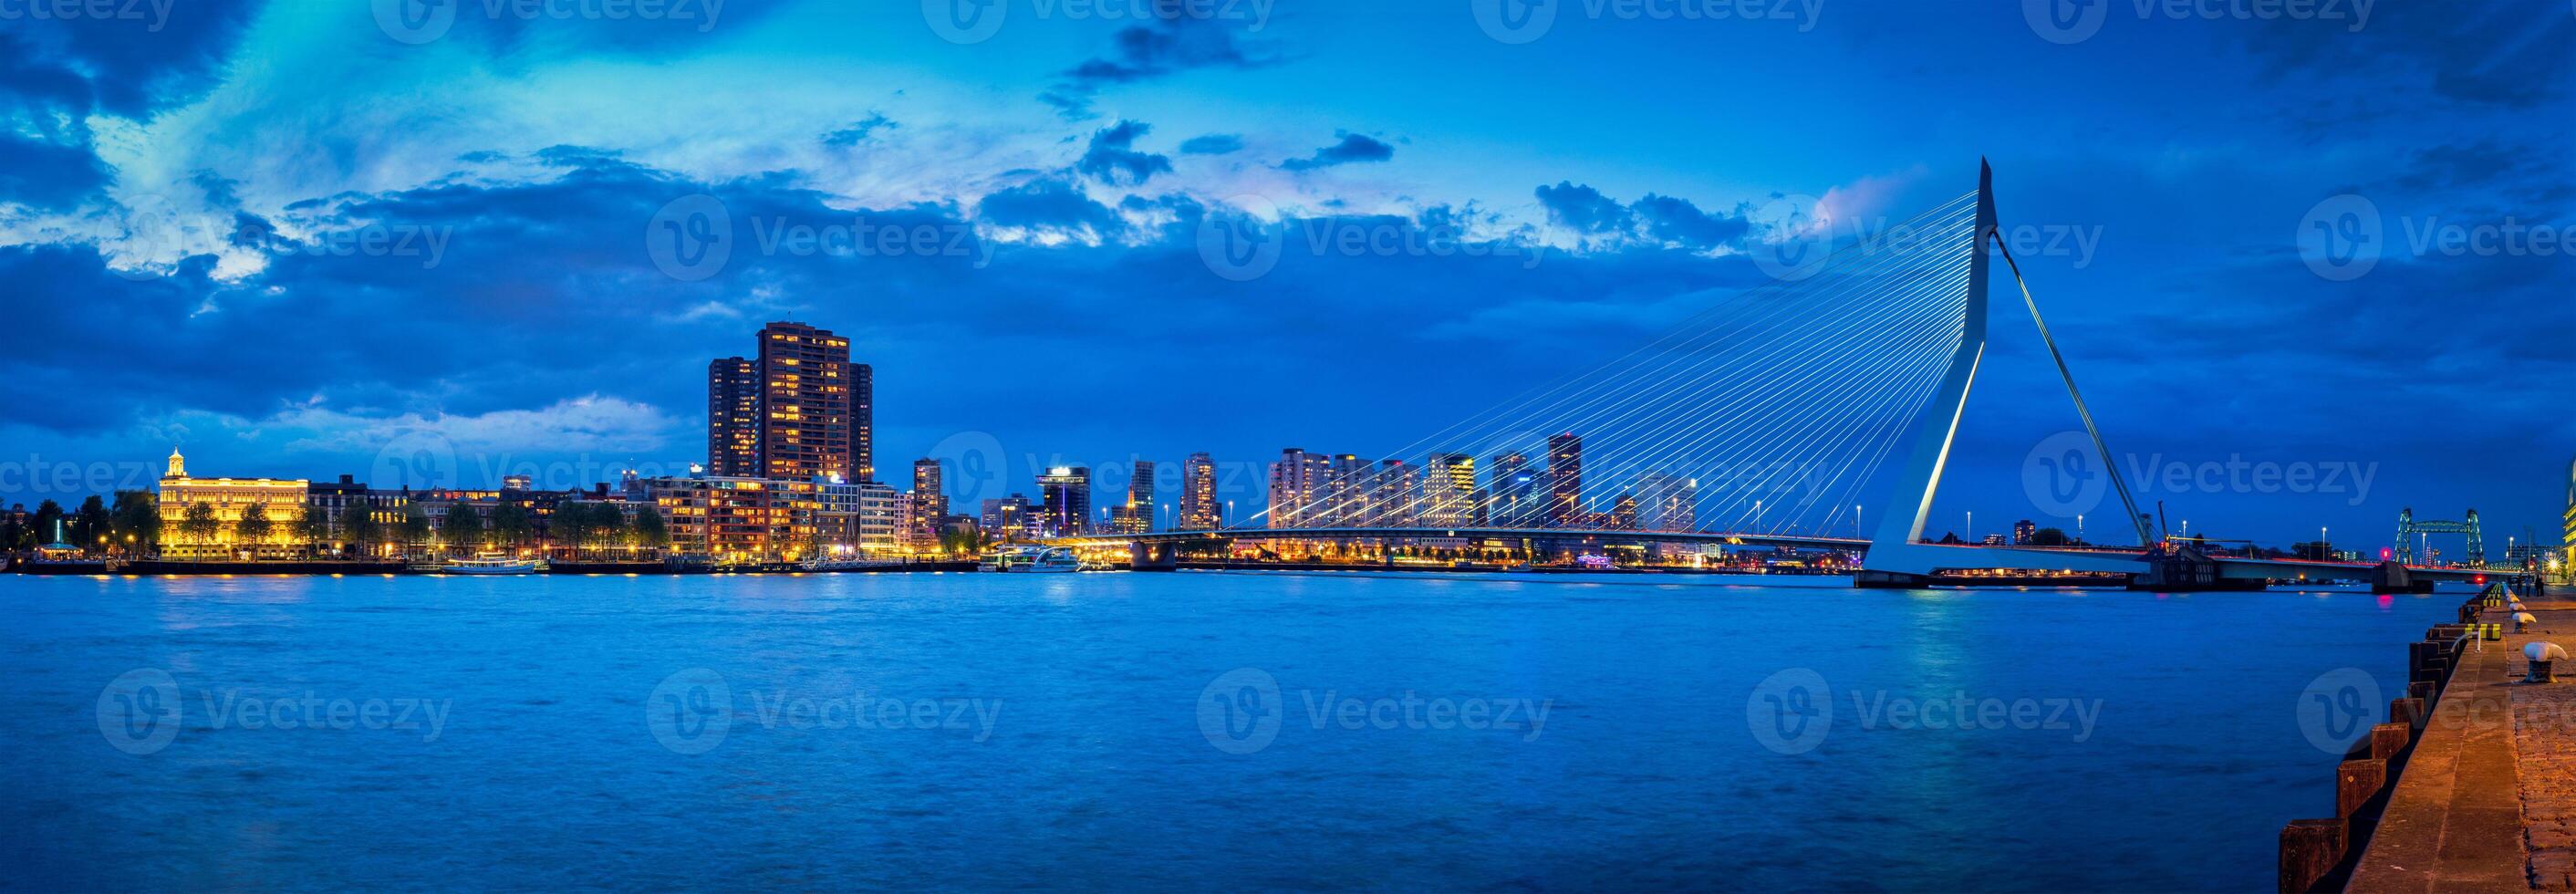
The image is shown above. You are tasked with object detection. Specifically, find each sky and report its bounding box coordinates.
[0,0,2569,554]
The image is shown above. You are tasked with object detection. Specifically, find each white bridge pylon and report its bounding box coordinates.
[1860,161,2155,578]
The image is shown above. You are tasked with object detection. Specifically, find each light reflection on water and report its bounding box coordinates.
[2,572,2452,891]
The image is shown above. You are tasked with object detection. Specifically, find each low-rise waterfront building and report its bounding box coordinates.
[155,449,310,560]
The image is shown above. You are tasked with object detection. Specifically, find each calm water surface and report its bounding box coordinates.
[2,572,2451,891]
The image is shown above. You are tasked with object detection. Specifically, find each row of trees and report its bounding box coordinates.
[1,493,162,554]
[6,493,671,559]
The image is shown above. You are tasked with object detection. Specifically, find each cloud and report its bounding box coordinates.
[972,177,1126,242]
[1179,133,1245,155]
[1630,194,1748,249]
[822,113,898,149]
[1280,132,1394,172]
[1535,182,1633,234]
[1074,120,1174,186]
[1042,16,1286,119]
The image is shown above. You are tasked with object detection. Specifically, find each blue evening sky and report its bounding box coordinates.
[0,0,2568,550]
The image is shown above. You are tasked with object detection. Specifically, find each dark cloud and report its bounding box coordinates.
[973,177,1126,239]
[1630,194,1748,248]
[822,113,898,149]
[1179,133,1244,155]
[2240,4,2572,111]
[1535,182,1633,234]
[1280,132,1394,172]
[1041,15,1285,119]
[1074,120,1173,186]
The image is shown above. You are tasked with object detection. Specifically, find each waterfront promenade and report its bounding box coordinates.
[2350,584,2576,892]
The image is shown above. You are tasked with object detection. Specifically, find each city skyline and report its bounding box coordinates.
[0,4,2567,547]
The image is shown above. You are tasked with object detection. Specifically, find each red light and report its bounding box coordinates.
[2475,575,2487,586]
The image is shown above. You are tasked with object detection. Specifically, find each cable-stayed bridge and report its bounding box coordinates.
[1059,162,2521,589]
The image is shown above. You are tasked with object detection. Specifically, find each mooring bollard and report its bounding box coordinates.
[2519,612,2539,634]
[2527,641,2568,683]
[2279,818,2345,894]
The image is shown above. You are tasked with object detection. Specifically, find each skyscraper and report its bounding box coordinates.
[1267,449,1331,529]
[1037,466,1091,537]
[1369,459,1419,527]
[707,357,759,477]
[1423,452,1476,527]
[1324,453,1372,526]
[1178,452,1221,531]
[1545,433,1584,528]
[1111,460,1156,534]
[852,362,874,483]
[753,322,857,483]
[910,458,945,544]
[1635,472,1698,533]
[1488,452,1534,527]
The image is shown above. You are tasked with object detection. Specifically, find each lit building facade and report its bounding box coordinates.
[1634,472,1697,533]
[909,459,946,545]
[707,356,761,477]
[646,475,816,564]
[757,321,856,483]
[1178,452,1221,531]
[982,494,1033,541]
[1423,453,1476,527]
[1545,433,1584,528]
[1324,453,1372,526]
[1111,460,1156,535]
[1037,466,1091,537]
[857,482,902,554]
[1267,449,1331,529]
[155,450,310,560]
[1487,452,1535,528]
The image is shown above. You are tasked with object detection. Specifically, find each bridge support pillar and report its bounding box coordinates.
[1130,541,1180,572]
[2371,561,2433,595]
[1854,570,1936,589]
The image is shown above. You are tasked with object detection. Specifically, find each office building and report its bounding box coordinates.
[707,356,760,477]
[1635,472,1697,533]
[1111,460,1156,535]
[1545,433,1584,528]
[1267,449,1332,529]
[1488,452,1534,527]
[1038,466,1091,537]
[1423,452,1476,527]
[756,321,855,483]
[1178,452,1221,531]
[981,494,1033,541]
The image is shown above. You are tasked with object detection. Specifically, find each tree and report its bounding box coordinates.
[2029,527,2072,547]
[490,503,535,549]
[633,504,670,552]
[181,502,220,545]
[443,501,483,549]
[299,504,333,555]
[236,504,275,547]
[71,495,110,553]
[31,499,65,545]
[398,504,433,550]
[339,504,381,556]
[549,502,593,556]
[109,491,159,554]
[596,505,632,555]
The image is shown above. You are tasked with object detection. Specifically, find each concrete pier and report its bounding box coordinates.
[2344,585,2576,892]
